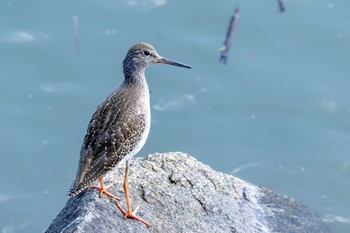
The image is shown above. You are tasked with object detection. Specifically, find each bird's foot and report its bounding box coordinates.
[88,183,121,201]
[116,203,151,227]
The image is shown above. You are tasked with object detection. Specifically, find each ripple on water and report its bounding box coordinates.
[40,83,76,93]
[153,94,195,111]
[0,30,49,43]
[0,194,10,202]
[125,0,166,9]
[322,214,350,224]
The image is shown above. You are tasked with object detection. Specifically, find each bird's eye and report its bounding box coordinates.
[143,50,151,56]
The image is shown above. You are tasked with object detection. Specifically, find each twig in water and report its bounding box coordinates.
[219,7,239,64]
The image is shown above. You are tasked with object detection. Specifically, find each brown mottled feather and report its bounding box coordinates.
[67,42,190,197]
[68,83,147,196]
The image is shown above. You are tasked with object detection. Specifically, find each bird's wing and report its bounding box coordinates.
[68,91,146,196]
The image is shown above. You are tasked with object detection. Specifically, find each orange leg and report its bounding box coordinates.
[116,164,151,227]
[88,177,120,201]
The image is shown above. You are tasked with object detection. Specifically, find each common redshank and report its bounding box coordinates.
[68,42,191,227]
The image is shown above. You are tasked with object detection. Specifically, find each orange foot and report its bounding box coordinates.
[88,177,121,201]
[116,203,151,227]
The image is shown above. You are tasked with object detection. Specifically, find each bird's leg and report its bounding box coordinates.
[116,163,151,227]
[88,177,120,201]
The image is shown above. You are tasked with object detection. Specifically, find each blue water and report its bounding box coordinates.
[1,0,349,232]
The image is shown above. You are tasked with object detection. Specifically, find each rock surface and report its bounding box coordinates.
[46,152,329,233]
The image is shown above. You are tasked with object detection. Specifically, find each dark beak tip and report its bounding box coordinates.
[158,57,191,70]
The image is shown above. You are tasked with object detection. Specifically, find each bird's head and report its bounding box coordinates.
[123,43,191,81]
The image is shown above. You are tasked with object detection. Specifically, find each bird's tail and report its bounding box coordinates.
[67,183,79,197]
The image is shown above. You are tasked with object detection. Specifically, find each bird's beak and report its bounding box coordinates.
[156,57,191,69]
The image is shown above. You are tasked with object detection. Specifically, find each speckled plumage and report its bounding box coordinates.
[68,43,190,197]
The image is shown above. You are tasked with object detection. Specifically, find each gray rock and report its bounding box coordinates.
[46,152,329,233]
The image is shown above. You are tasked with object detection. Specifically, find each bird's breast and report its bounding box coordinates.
[117,83,151,166]
[135,86,151,149]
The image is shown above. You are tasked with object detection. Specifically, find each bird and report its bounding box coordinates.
[68,42,191,227]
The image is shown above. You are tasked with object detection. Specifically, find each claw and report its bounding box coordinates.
[116,203,151,227]
[133,205,140,215]
[88,177,121,201]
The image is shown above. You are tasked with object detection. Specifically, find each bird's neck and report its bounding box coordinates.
[122,66,149,102]
[123,65,146,84]
[120,72,150,112]
[122,70,149,93]
[123,73,145,86]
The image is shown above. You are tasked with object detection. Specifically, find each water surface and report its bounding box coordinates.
[0,0,349,232]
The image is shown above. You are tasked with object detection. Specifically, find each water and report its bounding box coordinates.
[1,0,349,232]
